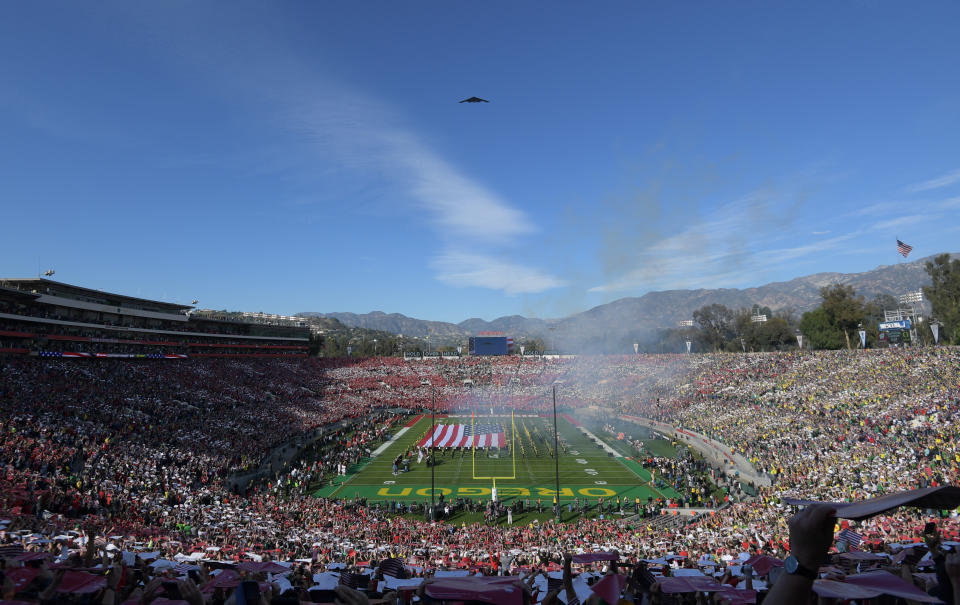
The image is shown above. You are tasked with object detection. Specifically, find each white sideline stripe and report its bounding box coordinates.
[577,426,620,457]
[371,427,409,457]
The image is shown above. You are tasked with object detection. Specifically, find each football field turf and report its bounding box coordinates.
[315,414,678,506]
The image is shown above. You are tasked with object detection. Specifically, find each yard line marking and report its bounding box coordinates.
[454,443,466,483]
[371,427,410,457]
[575,425,620,457]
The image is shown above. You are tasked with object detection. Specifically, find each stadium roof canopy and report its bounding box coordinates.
[0,278,193,314]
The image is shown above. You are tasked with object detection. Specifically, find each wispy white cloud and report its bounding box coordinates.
[811,230,831,235]
[763,233,858,262]
[293,97,535,243]
[432,253,567,294]
[849,201,902,217]
[868,214,937,231]
[287,87,560,293]
[385,132,535,241]
[841,197,952,223]
[588,192,861,294]
[906,168,960,193]
[77,6,556,299]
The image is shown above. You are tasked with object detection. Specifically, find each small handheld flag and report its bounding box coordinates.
[837,528,863,551]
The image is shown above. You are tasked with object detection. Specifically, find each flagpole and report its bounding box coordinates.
[553,383,560,521]
[511,410,516,481]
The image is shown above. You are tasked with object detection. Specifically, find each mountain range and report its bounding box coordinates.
[299,253,952,350]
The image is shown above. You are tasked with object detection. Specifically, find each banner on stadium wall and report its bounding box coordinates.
[879,320,911,331]
[0,330,39,338]
[38,351,187,359]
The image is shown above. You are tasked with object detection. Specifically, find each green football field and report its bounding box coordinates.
[315,414,678,506]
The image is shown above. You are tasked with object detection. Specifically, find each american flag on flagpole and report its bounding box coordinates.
[897,239,913,258]
[837,528,862,551]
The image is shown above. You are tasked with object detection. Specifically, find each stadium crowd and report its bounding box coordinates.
[1,348,959,603]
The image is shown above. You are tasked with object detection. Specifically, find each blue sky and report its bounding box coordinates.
[2,1,959,323]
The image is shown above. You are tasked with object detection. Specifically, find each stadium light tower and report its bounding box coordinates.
[421,379,436,521]
[552,380,564,521]
[899,290,924,345]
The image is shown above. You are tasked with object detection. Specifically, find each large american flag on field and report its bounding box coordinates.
[897,239,913,258]
[417,423,505,449]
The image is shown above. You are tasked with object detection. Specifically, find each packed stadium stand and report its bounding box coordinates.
[1,289,960,603]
